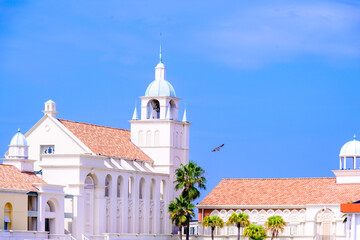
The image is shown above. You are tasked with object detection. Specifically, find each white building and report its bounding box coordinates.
[197,137,360,240]
[1,55,190,240]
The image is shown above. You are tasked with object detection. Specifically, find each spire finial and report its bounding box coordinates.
[182,105,188,123]
[159,32,162,63]
[354,133,356,140]
[17,128,20,132]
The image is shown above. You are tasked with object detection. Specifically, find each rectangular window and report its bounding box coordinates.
[40,145,55,154]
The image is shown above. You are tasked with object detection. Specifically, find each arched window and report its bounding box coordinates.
[150,179,156,200]
[146,131,152,146]
[117,176,123,198]
[85,175,95,189]
[138,131,144,146]
[154,130,160,146]
[147,99,160,119]
[160,180,166,201]
[128,176,134,199]
[4,202,13,230]
[105,175,112,197]
[139,178,145,199]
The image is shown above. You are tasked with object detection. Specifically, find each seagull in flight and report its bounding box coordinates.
[212,144,224,152]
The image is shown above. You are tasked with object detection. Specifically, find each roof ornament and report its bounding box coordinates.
[18,128,21,132]
[159,32,163,63]
[182,105,188,123]
[354,133,356,140]
[132,104,138,120]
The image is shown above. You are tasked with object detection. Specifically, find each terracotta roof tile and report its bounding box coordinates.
[199,178,360,206]
[58,119,152,162]
[0,164,46,191]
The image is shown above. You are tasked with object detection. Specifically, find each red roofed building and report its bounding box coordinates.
[1,130,65,239]
[197,139,360,240]
[2,56,191,240]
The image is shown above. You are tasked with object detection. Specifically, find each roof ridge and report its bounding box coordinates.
[222,177,335,180]
[58,119,130,132]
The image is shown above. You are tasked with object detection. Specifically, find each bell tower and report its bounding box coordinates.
[130,49,190,179]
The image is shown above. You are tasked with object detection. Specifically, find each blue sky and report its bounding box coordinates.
[0,0,360,204]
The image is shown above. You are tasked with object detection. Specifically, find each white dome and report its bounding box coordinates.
[9,129,28,146]
[340,138,360,157]
[145,79,176,97]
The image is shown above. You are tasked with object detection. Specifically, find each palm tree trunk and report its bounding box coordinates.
[185,222,190,240]
[271,231,275,240]
[237,226,240,240]
[179,225,183,240]
[211,227,215,240]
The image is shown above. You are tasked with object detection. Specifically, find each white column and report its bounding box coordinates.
[37,194,46,232]
[354,157,357,169]
[121,175,129,233]
[340,157,342,170]
[155,180,161,234]
[94,185,106,235]
[351,214,356,240]
[110,175,117,233]
[133,177,139,233]
[143,179,150,234]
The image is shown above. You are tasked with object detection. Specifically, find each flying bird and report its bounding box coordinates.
[212,144,224,152]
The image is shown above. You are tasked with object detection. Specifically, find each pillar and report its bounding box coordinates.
[351,213,356,240]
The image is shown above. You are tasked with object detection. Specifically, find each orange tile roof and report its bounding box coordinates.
[0,164,46,191]
[58,119,152,162]
[199,178,360,206]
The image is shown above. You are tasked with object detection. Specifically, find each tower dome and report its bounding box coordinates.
[145,62,176,97]
[10,129,28,146]
[339,136,360,157]
[7,129,29,160]
[145,46,176,97]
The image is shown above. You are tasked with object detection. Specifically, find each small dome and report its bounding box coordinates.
[10,129,28,146]
[340,137,360,157]
[145,79,176,97]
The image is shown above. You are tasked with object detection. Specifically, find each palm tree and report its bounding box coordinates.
[226,212,250,240]
[202,216,224,240]
[243,224,267,240]
[265,216,287,240]
[174,161,206,239]
[174,161,206,201]
[168,196,195,240]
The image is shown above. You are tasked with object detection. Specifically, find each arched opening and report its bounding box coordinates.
[147,99,160,119]
[84,174,96,235]
[160,179,167,234]
[104,175,112,233]
[128,176,135,233]
[138,131,144,146]
[4,202,13,230]
[128,177,134,199]
[139,178,145,199]
[154,130,160,146]
[149,179,156,234]
[105,174,112,197]
[116,176,123,233]
[150,179,156,200]
[117,176,123,198]
[169,100,176,120]
[315,208,336,240]
[146,131,152,146]
[139,178,146,233]
[160,180,166,201]
[45,200,57,234]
